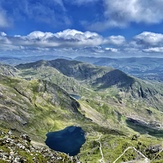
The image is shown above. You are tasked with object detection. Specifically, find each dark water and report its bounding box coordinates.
[69,94,81,100]
[45,126,86,156]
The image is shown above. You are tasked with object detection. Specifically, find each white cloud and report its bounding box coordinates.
[107,35,126,45]
[0,29,163,57]
[143,47,163,53]
[0,32,11,44]
[0,29,108,50]
[26,31,54,40]
[86,0,163,30]
[128,31,163,54]
[53,29,106,46]
[134,32,163,46]
[0,32,6,36]
[105,47,118,52]
[55,29,83,39]
[104,0,163,23]
[0,29,125,57]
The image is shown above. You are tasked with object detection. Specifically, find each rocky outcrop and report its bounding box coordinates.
[0,63,18,77]
[0,130,78,163]
[126,117,162,129]
[39,80,81,113]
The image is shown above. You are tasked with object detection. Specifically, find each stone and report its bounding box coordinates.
[20,134,31,142]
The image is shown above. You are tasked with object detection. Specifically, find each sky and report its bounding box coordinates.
[0,0,163,58]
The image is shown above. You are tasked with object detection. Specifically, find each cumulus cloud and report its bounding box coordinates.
[14,29,110,48]
[129,31,163,55]
[0,29,127,57]
[134,32,163,46]
[53,29,106,46]
[0,29,109,50]
[0,29,163,57]
[5,29,126,48]
[107,35,126,46]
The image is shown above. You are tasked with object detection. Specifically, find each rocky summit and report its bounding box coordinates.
[0,129,78,163]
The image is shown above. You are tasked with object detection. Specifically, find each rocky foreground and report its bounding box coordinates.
[0,130,78,163]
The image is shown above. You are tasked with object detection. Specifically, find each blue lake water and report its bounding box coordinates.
[45,126,86,156]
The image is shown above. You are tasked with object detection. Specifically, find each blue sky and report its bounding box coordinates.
[0,0,163,58]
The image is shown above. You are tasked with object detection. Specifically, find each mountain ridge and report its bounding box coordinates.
[16,59,163,109]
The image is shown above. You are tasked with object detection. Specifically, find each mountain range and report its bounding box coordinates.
[0,59,163,162]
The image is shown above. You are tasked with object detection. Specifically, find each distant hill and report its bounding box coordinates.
[75,56,163,81]
[0,55,71,65]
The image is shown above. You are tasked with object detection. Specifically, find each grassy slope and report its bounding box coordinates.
[0,74,88,140]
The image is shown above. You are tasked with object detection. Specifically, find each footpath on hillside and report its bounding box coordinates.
[113,146,150,163]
